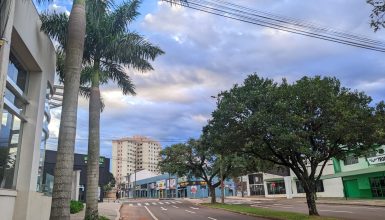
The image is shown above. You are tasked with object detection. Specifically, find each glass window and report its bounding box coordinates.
[0,109,22,189]
[296,180,324,193]
[267,181,286,194]
[343,156,359,165]
[0,53,28,189]
[370,177,385,198]
[8,54,27,92]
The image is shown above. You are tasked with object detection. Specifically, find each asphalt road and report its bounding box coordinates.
[120,199,265,220]
[229,198,385,220]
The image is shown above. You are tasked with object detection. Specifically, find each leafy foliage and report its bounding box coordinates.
[159,138,261,203]
[206,74,382,215]
[367,0,385,31]
[70,200,84,214]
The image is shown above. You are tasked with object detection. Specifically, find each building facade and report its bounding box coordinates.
[124,172,234,199]
[238,160,344,199]
[322,145,385,199]
[112,136,162,184]
[43,150,112,202]
[0,1,56,219]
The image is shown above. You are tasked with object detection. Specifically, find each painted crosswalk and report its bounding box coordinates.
[124,201,185,207]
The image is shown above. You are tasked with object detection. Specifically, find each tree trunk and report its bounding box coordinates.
[209,185,216,204]
[50,1,86,219]
[305,190,319,216]
[85,71,101,219]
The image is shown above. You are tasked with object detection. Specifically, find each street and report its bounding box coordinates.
[120,199,265,220]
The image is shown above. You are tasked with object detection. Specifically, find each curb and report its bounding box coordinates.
[316,201,385,208]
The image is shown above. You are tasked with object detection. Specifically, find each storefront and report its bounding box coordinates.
[248,174,265,195]
[342,171,385,199]
[322,150,385,199]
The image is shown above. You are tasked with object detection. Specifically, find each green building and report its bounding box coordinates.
[323,146,385,199]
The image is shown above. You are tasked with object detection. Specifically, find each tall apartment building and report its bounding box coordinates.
[112,136,162,184]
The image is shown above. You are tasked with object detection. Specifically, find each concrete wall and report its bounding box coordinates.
[0,1,55,219]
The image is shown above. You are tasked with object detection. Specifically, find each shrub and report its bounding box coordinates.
[70,200,84,214]
[99,216,109,220]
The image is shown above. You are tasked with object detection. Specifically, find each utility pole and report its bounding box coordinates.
[241,176,244,197]
[134,148,137,199]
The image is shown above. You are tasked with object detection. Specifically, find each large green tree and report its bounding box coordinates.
[206,74,381,216]
[41,0,164,218]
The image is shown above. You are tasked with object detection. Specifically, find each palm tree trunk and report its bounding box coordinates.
[50,0,86,219]
[85,68,101,219]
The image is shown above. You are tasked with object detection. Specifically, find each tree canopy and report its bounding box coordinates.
[205,74,382,215]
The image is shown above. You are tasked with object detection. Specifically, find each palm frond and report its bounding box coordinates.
[110,0,141,33]
[101,61,136,95]
[55,50,66,83]
[40,12,69,50]
[106,32,164,71]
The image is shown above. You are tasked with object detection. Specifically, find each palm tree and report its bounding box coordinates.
[41,0,164,218]
[47,0,86,219]
[1,0,86,219]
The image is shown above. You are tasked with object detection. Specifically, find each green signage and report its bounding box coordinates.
[83,156,105,165]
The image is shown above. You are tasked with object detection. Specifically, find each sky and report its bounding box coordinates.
[42,0,385,159]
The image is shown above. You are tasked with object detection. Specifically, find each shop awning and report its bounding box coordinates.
[321,165,385,180]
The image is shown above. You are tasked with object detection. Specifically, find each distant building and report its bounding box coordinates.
[42,150,111,202]
[124,172,234,199]
[112,136,162,184]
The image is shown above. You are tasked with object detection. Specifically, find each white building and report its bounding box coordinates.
[0,1,56,219]
[112,136,162,184]
[240,160,344,199]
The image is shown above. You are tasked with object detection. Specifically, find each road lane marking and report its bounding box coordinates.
[145,206,159,220]
[176,201,182,203]
[161,207,167,211]
[152,202,157,205]
[145,203,150,205]
[190,207,199,210]
[208,217,217,220]
[158,202,163,204]
[165,202,170,204]
[185,210,196,214]
[128,204,133,207]
[171,201,176,204]
[137,203,142,206]
[319,210,353,213]
[172,205,179,208]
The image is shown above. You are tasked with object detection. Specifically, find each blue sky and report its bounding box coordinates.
[42,0,385,160]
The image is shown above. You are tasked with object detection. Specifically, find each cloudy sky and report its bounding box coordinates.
[43,0,385,159]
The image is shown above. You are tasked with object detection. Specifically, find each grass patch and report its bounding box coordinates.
[201,203,339,220]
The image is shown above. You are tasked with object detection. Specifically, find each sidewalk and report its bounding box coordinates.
[70,202,122,220]
[226,196,385,207]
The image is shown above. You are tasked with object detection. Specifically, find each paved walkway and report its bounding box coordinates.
[70,202,121,220]
[226,196,385,207]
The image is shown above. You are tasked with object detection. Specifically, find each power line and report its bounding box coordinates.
[161,0,385,52]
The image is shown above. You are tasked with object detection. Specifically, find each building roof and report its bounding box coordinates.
[321,165,385,180]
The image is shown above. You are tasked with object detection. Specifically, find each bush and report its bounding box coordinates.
[99,216,109,220]
[70,200,84,214]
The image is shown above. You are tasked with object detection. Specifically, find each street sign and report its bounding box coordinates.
[191,185,197,194]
